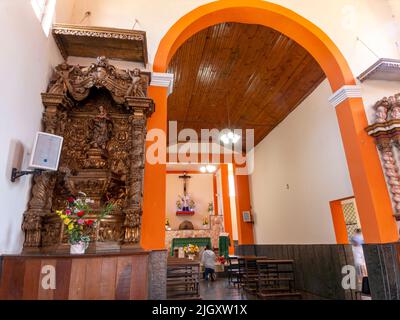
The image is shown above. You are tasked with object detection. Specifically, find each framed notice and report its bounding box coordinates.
[242,211,252,223]
[29,132,63,171]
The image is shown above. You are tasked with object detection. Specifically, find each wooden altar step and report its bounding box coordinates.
[167,257,201,300]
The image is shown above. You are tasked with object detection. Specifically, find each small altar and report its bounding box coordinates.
[165,215,224,255]
[169,237,211,256]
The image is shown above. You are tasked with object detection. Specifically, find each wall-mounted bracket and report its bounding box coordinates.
[11,168,44,183]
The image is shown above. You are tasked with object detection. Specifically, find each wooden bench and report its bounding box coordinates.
[167,258,201,300]
[258,291,302,300]
[256,259,302,299]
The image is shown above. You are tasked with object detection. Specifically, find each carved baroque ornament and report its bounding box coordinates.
[366,93,400,220]
[22,57,154,252]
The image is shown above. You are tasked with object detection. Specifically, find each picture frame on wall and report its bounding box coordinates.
[242,211,252,223]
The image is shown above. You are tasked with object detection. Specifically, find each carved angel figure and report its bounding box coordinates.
[390,94,400,120]
[126,68,145,97]
[88,105,113,149]
[49,62,75,94]
[22,213,42,247]
[375,98,390,123]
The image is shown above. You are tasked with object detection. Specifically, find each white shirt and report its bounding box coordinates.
[201,249,216,269]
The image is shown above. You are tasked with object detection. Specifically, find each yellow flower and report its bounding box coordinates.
[64,218,71,225]
[56,210,62,216]
[68,223,74,231]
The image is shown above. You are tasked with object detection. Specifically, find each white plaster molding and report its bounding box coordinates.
[358,58,400,82]
[150,72,174,95]
[328,85,362,107]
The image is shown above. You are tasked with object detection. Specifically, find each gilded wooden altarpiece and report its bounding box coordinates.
[22,56,154,253]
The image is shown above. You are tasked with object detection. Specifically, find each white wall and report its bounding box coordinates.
[250,80,354,244]
[360,80,400,124]
[56,0,400,76]
[166,173,214,230]
[0,1,64,254]
[55,0,77,23]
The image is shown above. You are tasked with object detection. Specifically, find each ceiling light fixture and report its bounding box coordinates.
[220,101,241,144]
[220,130,241,144]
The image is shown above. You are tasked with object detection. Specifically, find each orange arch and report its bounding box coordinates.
[153,0,355,91]
[142,0,398,248]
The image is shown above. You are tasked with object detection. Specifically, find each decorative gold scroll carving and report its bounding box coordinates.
[47,57,150,104]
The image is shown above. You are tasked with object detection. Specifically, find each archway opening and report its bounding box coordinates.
[143,1,397,256]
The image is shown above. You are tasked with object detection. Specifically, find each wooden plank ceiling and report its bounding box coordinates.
[167,23,326,147]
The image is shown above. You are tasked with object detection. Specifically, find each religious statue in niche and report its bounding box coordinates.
[88,105,113,150]
[176,172,195,213]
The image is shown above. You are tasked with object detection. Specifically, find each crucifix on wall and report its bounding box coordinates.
[179,172,192,212]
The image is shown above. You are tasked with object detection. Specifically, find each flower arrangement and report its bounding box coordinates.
[176,199,182,210]
[56,193,113,247]
[183,244,200,255]
[217,255,226,265]
[165,217,171,230]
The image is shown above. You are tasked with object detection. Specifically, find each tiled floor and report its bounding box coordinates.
[199,278,329,300]
[199,278,257,300]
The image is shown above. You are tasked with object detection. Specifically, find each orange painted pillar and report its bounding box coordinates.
[329,199,349,244]
[233,164,255,245]
[213,174,219,216]
[336,97,398,243]
[220,164,234,254]
[141,86,167,250]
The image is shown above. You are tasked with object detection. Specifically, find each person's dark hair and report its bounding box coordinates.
[205,245,210,250]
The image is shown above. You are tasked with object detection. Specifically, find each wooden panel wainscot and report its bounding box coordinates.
[22,56,154,253]
[366,93,400,220]
[0,252,149,300]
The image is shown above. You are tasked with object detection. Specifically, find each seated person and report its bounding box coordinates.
[201,245,217,281]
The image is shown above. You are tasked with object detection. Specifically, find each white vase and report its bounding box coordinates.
[70,242,88,254]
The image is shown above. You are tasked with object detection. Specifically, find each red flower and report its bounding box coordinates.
[77,211,85,217]
[67,197,75,203]
[85,220,94,226]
